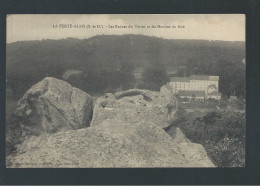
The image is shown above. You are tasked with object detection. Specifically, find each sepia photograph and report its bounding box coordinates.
[5,14,245,168]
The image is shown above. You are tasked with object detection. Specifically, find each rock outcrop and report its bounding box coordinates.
[91,88,177,128]
[8,119,214,168]
[14,77,93,136]
[166,126,214,167]
[177,142,214,167]
[7,80,215,168]
[167,127,191,143]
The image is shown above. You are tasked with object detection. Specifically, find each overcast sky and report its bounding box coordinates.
[6,14,245,43]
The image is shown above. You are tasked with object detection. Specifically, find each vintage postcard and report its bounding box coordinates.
[6,14,245,168]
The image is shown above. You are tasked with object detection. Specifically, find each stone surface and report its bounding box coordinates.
[167,127,191,143]
[8,120,214,168]
[7,82,215,168]
[91,88,177,128]
[166,126,215,167]
[177,142,215,167]
[15,77,93,136]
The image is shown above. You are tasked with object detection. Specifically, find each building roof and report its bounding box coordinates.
[208,91,221,96]
[178,90,205,97]
[169,75,219,83]
[191,75,219,81]
[229,96,238,100]
[169,77,191,82]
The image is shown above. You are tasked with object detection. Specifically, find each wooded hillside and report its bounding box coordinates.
[6,34,245,99]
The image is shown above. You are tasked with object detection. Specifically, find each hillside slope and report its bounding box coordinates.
[6,34,245,99]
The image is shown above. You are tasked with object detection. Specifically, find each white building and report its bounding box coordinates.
[207,91,222,100]
[168,75,221,100]
[178,90,205,101]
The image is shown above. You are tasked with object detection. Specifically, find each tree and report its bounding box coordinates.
[142,62,169,91]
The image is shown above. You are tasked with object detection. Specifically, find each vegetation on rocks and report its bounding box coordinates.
[166,108,245,167]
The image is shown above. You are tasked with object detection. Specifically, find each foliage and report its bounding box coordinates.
[6,110,23,155]
[67,69,134,96]
[168,109,245,167]
[205,137,245,167]
[142,62,169,91]
[6,35,245,100]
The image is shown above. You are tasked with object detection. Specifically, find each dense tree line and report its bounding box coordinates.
[141,63,169,91]
[6,35,245,100]
[67,69,135,95]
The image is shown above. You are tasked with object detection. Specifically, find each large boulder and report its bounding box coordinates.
[14,77,93,136]
[91,88,177,128]
[7,81,214,168]
[8,119,214,168]
[167,127,191,143]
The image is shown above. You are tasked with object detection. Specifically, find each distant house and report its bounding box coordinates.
[178,90,205,101]
[207,91,222,100]
[229,96,238,102]
[133,67,144,83]
[167,74,221,100]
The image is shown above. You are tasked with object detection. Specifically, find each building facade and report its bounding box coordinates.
[168,75,221,100]
[178,90,205,101]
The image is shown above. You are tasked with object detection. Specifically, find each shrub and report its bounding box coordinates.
[205,137,245,167]
[168,109,245,167]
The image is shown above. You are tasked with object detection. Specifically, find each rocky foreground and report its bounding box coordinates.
[7,77,215,168]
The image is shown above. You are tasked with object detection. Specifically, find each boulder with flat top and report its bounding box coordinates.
[91,88,177,129]
[14,77,93,137]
